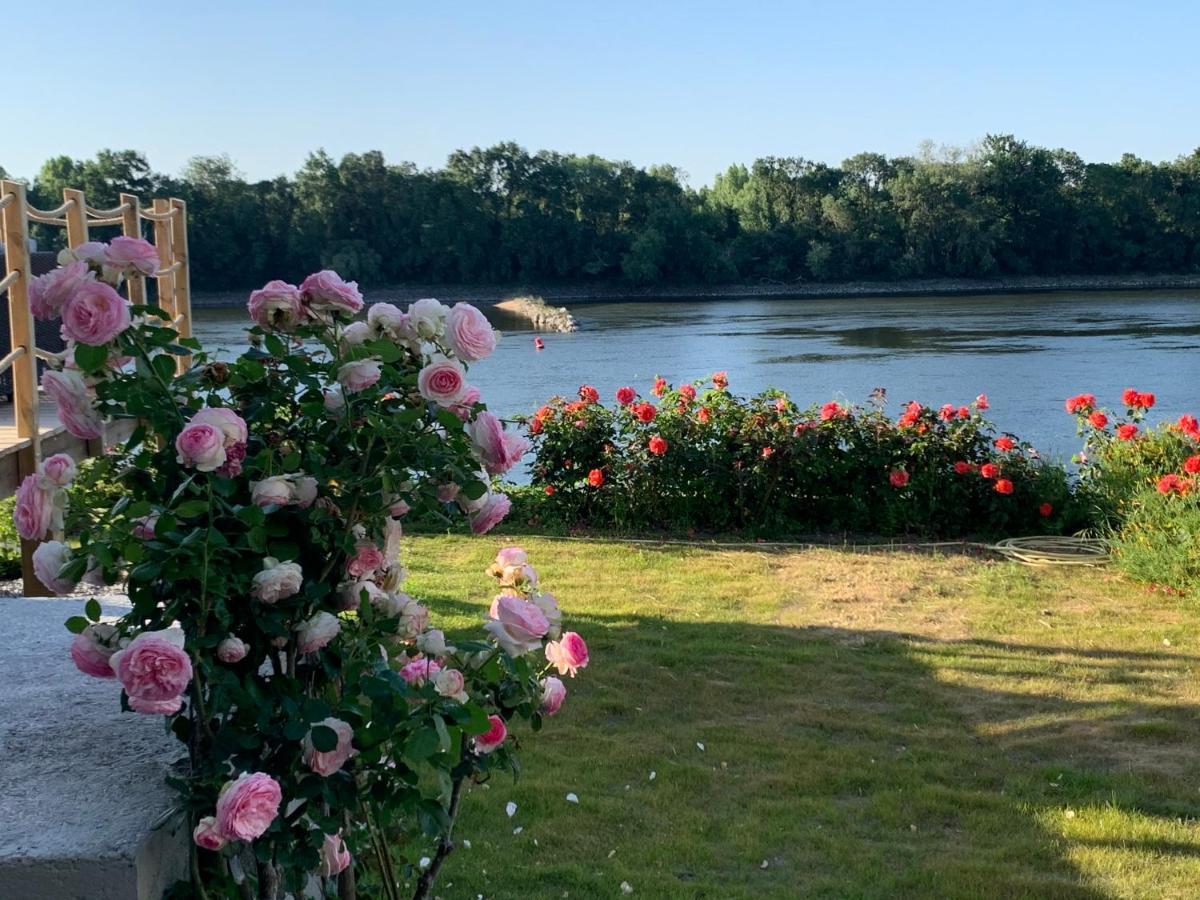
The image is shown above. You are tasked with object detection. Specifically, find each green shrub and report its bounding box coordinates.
[1113,489,1200,592]
[0,495,19,579]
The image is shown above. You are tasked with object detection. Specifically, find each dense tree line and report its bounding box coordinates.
[6,136,1200,291]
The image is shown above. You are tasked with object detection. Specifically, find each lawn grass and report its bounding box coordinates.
[401,534,1200,899]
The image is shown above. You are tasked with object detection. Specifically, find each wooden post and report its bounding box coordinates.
[169,198,192,372]
[1,180,49,596]
[151,198,175,322]
[62,187,89,249]
[119,192,146,306]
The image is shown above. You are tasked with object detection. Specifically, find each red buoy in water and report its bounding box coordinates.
[534,337,545,350]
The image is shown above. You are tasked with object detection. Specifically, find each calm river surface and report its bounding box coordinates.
[193,290,1200,461]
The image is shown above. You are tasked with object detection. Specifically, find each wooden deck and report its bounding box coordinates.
[0,396,136,493]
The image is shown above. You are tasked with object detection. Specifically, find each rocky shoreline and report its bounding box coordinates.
[191,273,1200,310]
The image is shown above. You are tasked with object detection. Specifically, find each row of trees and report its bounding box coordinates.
[6,136,1200,291]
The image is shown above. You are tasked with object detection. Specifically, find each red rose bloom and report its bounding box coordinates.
[953,460,973,475]
[587,468,604,487]
[1185,456,1200,474]
[889,468,910,488]
[578,385,599,404]
[1116,424,1138,441]
[980,463,999,479]
[975,394,989,410]
[632,402,656,424]
[1088,411,1108,429]
[712,371,728,390]
[1158,474,1191,495]
[994,478,1014,495]
[820,401,845,421]
[651,377,667,398]
[1121,388,1139,407]
[1138,392,1156,409]
[1038,502,1053,517]
[1065,393,1098,414]
[535,405,553,421]
[957,406,971,419]
[544,485,555,496]
[697,407,711,424]
[994,436,1015,452]
[938,404,955,421]
[648,435,668,456]
[679,384,697,402]
[898,401,922,428]
[761,447,775,460]
[774,398,787,412]
[615,386,636,406]
[1177,414,1200,437]
[529,418,543,435]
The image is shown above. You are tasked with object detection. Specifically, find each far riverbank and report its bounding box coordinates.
[191,272,1200,309]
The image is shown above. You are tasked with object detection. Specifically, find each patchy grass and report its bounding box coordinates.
[402,535,1200,899]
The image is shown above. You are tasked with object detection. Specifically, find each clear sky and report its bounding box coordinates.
[5,0,1199,185]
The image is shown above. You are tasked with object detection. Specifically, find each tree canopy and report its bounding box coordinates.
[7,137,1200,291]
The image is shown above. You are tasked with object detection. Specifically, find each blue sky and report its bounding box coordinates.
[5,0,1199,185]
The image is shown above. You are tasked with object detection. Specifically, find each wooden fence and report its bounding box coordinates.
[0,181,192,593]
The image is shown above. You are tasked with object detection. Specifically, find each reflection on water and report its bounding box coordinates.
[193,289,1200,461]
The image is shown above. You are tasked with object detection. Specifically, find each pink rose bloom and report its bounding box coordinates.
[466,491,511,535]
[545,631,589,678]
[70,623,119,678]
[417,355,467,407]
[40,452,77,487]
[217,636,248,664]
[436,483,460,503]
[42,368,103,439]
[541,676,567,716]
[399,655,444,686]
[495,547,528,568]
[132,515,159,541]
[450,385,482,421]
[13,473,52,540]
[484,594,549,657]
[467,412,530,476]
[406,298,447,339]
[293,476,319,508]
[190,407,248,447]
[110,628,192,702]
[297,611,341,654]
[446,302,497,362]
[337,358,382,394]
[33,540,76,594]
[323,384,346,413]
[531,591,562,639]
[248,280,304,332]
[60,279,131,345]
[252,558,303,603]
[215,772,282,841]
[474,714,507,754]
[193,816,226,852]
[367,302,408,340]
[434,667,467,701]
[390,498,411,517]
[175,422,227,472]
[129,695,183,715]
[302,717,357,777]
[104,236,160,276]
[320,832,352,877]
[29,260,94,320]
[252,476,294,508]
[346,542,385,578]
[300,270,363,316]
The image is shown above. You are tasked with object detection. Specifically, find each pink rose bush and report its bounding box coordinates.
[38,265,580,895]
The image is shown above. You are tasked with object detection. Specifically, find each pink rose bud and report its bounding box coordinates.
[132,515,159,541]
[346,542,385,578]
[399,655,444,686]
[41,368,103,439]
[217,636,249,664]
[545,631,589,678]
[40,452,78,488]
[193,816,226,852]
[247,280,304,332]
[467,411,530,476]
[12,473,53,541]
[296,611,341,655]
[474,714,507,754]
[434,667,466,700]
[214,772,282,841]
[320,832,352,877]
[465,491,511,535]
[300,270,363,316]
[494,547,527,568]
[59,279,131,345]
[69,623,119,678]
[540,676,567,716]
[251,558,303,603]
[302,718,357,777]
[251,476,295,508]
[190,407,248,447]
[33,540,76,595]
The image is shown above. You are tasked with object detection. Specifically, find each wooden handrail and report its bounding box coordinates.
[0,270,18,292]
[0,346,27,374]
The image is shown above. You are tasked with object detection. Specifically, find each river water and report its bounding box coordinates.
[193,290,1200,461]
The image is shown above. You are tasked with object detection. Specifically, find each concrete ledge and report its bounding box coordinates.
[0,598,188,899]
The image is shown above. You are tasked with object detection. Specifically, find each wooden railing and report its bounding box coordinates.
[0,180,192,593]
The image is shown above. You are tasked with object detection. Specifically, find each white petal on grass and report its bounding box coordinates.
[696,742,705,751]
[505,801,518,818]
[418,856,431,869]
[513,826,524,835]
[620,882,634,894]
[565,792,579,804]
[649,770,656,780]
[462,839,471,849]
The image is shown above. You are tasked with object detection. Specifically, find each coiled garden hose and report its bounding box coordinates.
[987,535,1111,567]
